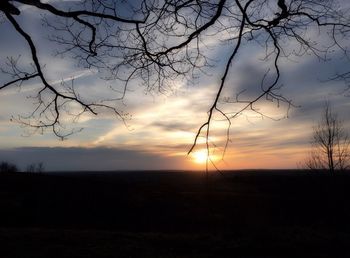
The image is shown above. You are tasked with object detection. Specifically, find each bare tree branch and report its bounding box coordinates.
[0,0,349,164]
[304,102,350,172]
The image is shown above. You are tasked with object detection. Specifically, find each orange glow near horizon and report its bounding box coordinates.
[192,149,209,164]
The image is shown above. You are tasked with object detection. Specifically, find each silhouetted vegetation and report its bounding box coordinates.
[0,1,349,159]
[26,162,44,173]
[0,161,19,173]
[305,102,350,173]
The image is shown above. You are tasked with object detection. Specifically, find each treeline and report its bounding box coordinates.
[0,161,44,173]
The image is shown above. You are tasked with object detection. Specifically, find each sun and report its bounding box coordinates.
[192,150,209,164]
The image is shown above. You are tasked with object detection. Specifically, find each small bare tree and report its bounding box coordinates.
[26,162,44,173]
[305,102,350,173]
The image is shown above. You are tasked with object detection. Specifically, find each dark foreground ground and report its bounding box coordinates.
[1,170,350,257]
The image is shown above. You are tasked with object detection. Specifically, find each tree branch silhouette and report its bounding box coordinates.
[0,0,349,158]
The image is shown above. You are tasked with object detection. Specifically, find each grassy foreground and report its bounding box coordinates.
[0,170,350,257]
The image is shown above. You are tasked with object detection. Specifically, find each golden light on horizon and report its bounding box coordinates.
[192,149,209,164]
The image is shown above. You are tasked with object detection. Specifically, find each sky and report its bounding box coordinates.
[0,0,350,171]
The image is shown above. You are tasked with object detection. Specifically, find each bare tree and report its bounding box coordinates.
[0,0,350,158]
[0,161,19,173]
[305,102,350,173]
[26,163,36,173]
[26,162,44,173]
[36,162,44,173]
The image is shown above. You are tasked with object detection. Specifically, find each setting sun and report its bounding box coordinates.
[192,150,209,164]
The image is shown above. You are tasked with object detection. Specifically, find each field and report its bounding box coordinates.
[1,170,350,257]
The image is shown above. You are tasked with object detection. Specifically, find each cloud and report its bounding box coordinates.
[0,146,192,171]
[1,1,350,171]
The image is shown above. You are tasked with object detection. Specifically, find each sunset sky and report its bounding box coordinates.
[0,1,350,171]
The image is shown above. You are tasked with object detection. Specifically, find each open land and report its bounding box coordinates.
[1,170,350,257]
